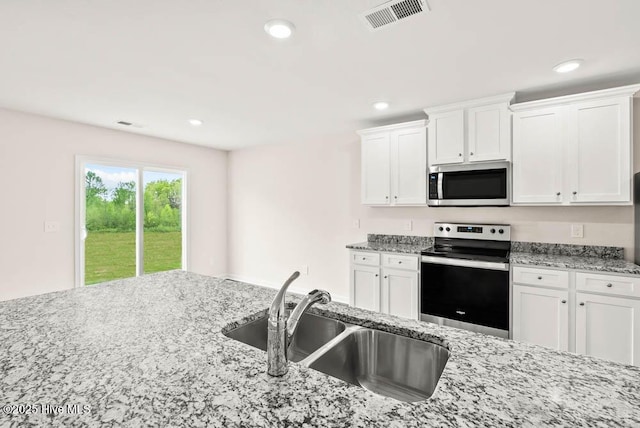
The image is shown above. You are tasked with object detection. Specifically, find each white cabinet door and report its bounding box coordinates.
[467,103,511,163]
[512,107,565,204]
[381,268,418,320]
[350,264,380,312]
[361,133,390,205]
[576,292,640,366]
[568,97,631,203]
[513,285,569,351]
[391,127,427,205]
[428,109,465,165]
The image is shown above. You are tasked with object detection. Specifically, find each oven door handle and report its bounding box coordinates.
[421,256,509,271]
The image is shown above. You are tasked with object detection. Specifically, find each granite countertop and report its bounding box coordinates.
[510,252,640,275]
[346,241,426,255]
[347,236,640,275]
[1,271,639,427]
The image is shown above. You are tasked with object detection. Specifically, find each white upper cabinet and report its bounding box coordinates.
[427,109,464,165]
[568,97,631,203]
[512,107,565,204]
[424,93,515,167]
[468,102,512,162]
[358,120,427,206]
[511,84,640,206]
[361,133,391,205]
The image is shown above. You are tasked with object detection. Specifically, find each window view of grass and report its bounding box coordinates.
[84,166,183,285]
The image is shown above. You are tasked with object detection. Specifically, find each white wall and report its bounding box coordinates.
[0,108,228,301]
[228,106,638,301]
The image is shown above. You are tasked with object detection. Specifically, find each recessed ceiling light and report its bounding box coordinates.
[373,101,390,110]
[553,59,583,73]
[188,119,203,126]
[264,19,295,39]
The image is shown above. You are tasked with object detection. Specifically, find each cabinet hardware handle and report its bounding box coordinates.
[561,300,567,304]
[470,152,474,156]
[606,283,612,287]
[394,196,397,199]
[385,196,389,199]
[398,261,402,264]
[362,257,366,260]
[579,302,585,306]
[375,274,379,277]
[384,275,388,279]
[458,153,462,157]
[572,191,577,195]
[537,276,542,280]
[556,192,561,196]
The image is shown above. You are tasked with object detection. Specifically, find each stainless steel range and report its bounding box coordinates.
[420,222,511,338]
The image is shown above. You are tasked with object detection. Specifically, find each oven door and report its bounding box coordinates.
[420,256,509,331]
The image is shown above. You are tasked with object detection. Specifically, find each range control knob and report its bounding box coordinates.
[498,229,504,234]
[490,228,496,234]
[445,227,451,232]
[438,226,444,232]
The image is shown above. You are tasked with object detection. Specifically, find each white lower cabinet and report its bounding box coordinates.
[381,268,419,320]
[575,292,640,366]
[513,285,569,351]
[350,251,419,320]
[512,266,640,367]
[350,264,380,312]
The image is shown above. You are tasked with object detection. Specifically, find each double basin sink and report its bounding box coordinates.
[224,309,450,403]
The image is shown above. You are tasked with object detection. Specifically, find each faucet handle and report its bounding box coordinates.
[309,289,331,305]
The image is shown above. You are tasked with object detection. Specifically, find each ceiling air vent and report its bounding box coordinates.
[361,0,429,31]
[117,120,145,128]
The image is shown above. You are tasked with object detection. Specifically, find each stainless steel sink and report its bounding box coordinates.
[224,311,346,362]
[225,311,450,402]
[306,328,450,402]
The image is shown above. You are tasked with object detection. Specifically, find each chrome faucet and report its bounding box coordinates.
[267,271,331,376]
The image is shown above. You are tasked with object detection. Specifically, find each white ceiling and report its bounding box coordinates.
[1,0,640,150]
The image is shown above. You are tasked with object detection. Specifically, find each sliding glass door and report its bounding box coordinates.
[143,171,183,274]
[77,158,186,286]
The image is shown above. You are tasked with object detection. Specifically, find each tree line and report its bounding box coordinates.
[86,171,182,232]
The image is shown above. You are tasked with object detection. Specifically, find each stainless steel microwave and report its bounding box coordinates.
[427,162,510,207]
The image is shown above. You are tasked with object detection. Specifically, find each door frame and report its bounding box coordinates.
[75,155,189,287]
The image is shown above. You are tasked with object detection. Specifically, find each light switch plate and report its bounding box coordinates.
[44,221,60,233]
[571,224,584,238]
[403,220,413,231]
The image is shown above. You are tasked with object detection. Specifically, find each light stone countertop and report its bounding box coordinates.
[346,241,426,255]
[346,241,640,275]
[510,252,640,275]
[1,270,639,427]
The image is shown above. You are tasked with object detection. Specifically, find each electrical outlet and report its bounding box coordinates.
[44,221,60,233]
[403,220,413,231]
[352,219,360,229]
[571,224,584,238]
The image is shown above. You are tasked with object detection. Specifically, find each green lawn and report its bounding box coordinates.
[85,231,182,285]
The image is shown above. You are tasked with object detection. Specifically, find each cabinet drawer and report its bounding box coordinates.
[576,272,640,298]
[513,266,569,289]
[382,253,418,270]
[351,251,380,266]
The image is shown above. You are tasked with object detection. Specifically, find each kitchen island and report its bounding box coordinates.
[1,271,638,427]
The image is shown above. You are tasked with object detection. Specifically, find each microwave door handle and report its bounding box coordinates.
[438,172,444,199]
[421,256,509,271]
